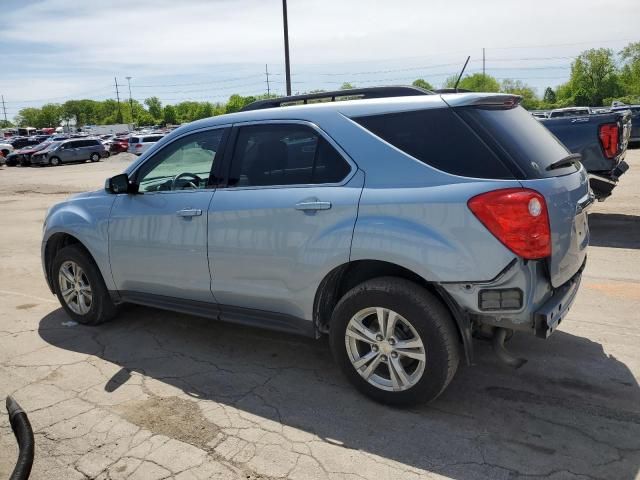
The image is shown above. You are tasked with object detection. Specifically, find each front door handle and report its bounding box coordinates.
[295,200,332,211]
[176,208,202,217]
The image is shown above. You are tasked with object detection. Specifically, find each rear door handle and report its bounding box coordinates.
[295,201,332,211]
[176,208,202,217]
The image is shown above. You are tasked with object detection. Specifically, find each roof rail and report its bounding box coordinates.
[240,85,432,112]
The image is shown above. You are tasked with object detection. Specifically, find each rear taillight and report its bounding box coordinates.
[598,123,619,159]
[135,144,142,148]
[468,188,551,260]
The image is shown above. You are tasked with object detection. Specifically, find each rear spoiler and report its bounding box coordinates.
[441,93,523,109]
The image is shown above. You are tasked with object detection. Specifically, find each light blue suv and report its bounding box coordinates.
[42,88,591,404]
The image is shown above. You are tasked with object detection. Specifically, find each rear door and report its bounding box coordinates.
[458,105,590,287]
[208,121,362,323]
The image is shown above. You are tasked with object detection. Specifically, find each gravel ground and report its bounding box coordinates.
[0,150,638,480]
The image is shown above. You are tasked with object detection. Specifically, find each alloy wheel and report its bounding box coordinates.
[58,261,92,315]
[345,307,426,391]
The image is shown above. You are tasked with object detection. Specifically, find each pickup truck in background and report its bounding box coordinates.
[539,110,632,200]
[609,105,640,143]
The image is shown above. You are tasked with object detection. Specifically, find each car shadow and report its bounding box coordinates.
[589,212,640,249]
[38,306,640,479]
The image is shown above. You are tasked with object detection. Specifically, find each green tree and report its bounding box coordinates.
[558,48,621,106]
[412,79,434,90]
[444,73,500,92]
[38,103,62,127]
[340,82,356,90]
[619,41,640,97]
[15,108,41,127]
[163,105,178,125]
[0,120,13,128]
[144,97,163,121]
[543,87,557,104]
[225,94,256,113]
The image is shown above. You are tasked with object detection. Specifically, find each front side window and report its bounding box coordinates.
[228,123,351,187]
[137,129,224,193]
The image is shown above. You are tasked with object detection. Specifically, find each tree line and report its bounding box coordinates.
[4,41,639,129]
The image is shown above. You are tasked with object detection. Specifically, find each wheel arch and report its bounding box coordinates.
[313,259,473,364]
[43,233,107,295]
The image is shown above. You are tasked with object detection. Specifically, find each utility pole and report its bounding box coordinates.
[482,48,486,80]
[1,95,7,125]
[114,77,123,123]
[265,64,271,96]
[125,76,135,126]
[282,0,292,96]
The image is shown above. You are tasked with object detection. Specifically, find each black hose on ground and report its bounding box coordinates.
[492,328,527,369]
[6,396,34,480]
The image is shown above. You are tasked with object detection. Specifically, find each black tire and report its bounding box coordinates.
[49,156,61,166]
[90,153,100,162]
[52,245,117,325]
[1,149,9,157]
[329,277,460,406]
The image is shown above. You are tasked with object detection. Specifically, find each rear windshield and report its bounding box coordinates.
[457,106,577,178]
[353,108,514,179]
[144,136,163,143]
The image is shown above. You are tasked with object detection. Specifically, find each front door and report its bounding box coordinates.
[208,121,362,322]
[109,127,227,303]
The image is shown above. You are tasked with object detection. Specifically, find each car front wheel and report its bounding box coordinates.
[53,245,117,325]
[330,277,460,405]
[90,153,100,162]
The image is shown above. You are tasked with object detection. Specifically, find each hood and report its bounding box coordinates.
[68,188,109,201]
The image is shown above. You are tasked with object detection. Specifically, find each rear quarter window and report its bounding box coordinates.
[353,108,514,179]
[457,106,576,178]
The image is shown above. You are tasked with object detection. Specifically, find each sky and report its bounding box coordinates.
[0,0,638,120]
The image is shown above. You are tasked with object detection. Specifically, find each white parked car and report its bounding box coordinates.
[1,141,15,157]
[128,134,164,156]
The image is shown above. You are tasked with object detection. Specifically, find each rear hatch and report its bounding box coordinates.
[455,102,590,288]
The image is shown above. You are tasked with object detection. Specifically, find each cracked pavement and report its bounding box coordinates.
[1,152,639,480]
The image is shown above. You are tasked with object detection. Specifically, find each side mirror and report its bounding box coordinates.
[106,173,137,194]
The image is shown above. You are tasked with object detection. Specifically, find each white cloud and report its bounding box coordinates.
[0,0,638,111]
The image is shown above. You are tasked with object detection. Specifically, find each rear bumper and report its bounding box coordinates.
[589,160,629,200]
[440,256,585,338]
[533,262,584,338]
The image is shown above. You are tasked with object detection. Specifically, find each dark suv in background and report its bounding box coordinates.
[31,138,107,166]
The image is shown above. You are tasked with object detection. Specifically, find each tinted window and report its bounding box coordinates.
[229,124,351,187]
[129,137,139,144]
[137,129,224,193]
[458,106,575,178]
[144,136,164,143]
[354,108,513,179]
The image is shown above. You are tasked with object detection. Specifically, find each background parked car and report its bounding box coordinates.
[10,136,41,149]
[609,104,640,144]
[30,138,106,166]
[128,134,164,156]
[4,141,52,166]
[0,140,14,157]
[109,136,129,155]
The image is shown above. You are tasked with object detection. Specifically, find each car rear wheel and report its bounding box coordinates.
[90,153,100,162]
[49,156,60,166]
[330,277,460,405]
[53,245,117,325]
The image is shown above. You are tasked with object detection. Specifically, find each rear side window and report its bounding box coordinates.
[130,137,139,144]
[228,124,351,187]
[353,108,513,179]
[458,106,576,178]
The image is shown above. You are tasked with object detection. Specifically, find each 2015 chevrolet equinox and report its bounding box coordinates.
[42,90,591,405]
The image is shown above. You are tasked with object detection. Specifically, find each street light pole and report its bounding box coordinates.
[282,0,292,96]
[125,76,135,126]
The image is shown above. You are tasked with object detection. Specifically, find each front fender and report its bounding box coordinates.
[42,194,116,291]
